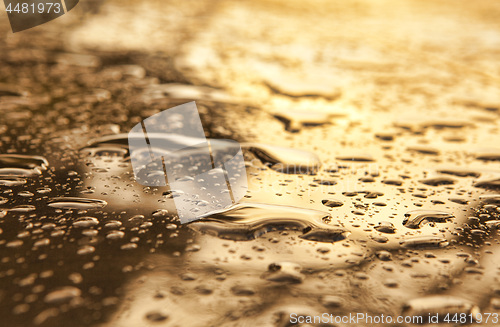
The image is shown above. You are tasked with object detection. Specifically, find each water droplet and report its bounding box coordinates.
[48,197,107,209]
[44,287,81,304]
[437,168,480,178]
[321,199,343,208]
[376,250,392,261]
[474,177,500,189]
[231,285,255,296]
[0,154,48,171]
[400,236,449,249]
[121,243,137,250]
[73,217,99,228]
[0,177,27,186]
[9,205,36,212]
[77,245,95,255]
[272,110,340,132]
[419,176,457,186]
[407,146,440,155]
[6,240,23,248]
[480,194,500,205]
[375,221,396,234]
[243,143,321,174]
[382,179,403,186]
[449,198,468,205]
[475,150,500,161]
[106,231,125,240]
[383,278,399,288]
[403,210,454,229]
[262,262,304,283]
[104,220,122,228]
[320,295,343,308]
[189,203,349,243]
[145,311,169,322]
[33,239,50,247]
[336,154,374,162]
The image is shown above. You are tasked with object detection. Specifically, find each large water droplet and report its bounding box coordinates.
[419,176,457,186]
[403,210,455,229]
[48,197,107,209]
[189,203,349,243]
[400,236,449,249]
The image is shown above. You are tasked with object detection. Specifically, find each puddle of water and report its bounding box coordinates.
[1,0,500,326]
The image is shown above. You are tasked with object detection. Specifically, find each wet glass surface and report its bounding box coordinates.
[0,0,500,326]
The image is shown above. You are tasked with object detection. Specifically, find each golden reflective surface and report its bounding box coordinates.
[1,1,500,326]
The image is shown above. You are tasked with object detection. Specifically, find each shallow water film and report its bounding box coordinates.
[1,0,500,326]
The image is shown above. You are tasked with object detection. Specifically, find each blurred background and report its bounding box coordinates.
[1,1,500,326]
